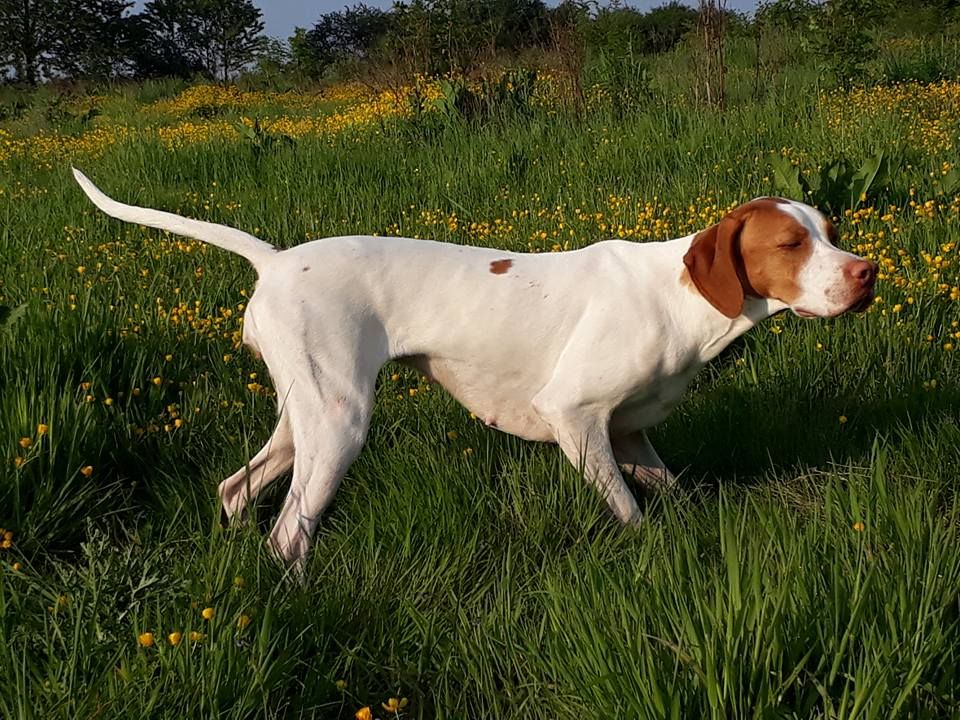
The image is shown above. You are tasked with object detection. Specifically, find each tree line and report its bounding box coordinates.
[1,0,958,86]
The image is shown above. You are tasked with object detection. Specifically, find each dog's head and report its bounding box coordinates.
[683,197,877,319]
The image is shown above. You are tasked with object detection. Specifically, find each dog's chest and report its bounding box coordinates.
[610,365,699,433]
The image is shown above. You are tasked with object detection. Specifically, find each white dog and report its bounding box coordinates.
[73,169,876,569]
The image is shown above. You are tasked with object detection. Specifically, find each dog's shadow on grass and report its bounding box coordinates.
[655,371,960,490]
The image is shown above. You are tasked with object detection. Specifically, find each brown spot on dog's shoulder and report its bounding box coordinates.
[489,258,513,274]
[302,266,310,272]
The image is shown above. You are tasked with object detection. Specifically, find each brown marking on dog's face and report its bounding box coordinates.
[302,266,310,272]
[489,259,513,274]
[737,200,814,306]
[683,198,813,317]
[824,218,839,246]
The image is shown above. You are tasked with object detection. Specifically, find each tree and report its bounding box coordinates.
[308,4,392,64]
[640,2,698,53]
[0,0,58,84]
[48,0,135,80]
[135,0,205,78]
[139,0,265,82]
[185,0,266,82]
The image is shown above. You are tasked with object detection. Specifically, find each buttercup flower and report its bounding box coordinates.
[138,632,155,647]
[168,631,183,646]
[382,697,409,713]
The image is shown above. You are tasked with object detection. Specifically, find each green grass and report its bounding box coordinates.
[1,58,960,718]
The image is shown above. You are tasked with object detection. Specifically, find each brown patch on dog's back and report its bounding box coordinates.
[302,266,310,272]
[489,259,513,274]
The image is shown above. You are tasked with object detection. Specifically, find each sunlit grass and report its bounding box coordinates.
[1,65,959,717]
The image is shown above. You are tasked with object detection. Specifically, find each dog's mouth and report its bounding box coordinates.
[792,290,875,319]
[848,291,875,314]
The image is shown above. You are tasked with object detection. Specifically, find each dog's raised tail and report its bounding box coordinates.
[72,168,277,271]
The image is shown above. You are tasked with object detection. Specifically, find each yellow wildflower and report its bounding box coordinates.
[382,697,409,713]
[138,632,154,648]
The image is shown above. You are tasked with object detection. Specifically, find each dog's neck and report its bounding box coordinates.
[666,234,789,363]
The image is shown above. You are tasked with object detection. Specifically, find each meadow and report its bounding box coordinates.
[1,38,960,718]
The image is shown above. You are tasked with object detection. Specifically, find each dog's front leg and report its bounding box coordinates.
[611,430,676,493]
[533,395,642,527]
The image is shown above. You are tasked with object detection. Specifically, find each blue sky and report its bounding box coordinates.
[252,1,760,39]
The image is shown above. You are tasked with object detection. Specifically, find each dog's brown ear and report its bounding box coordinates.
[683,214,746,319]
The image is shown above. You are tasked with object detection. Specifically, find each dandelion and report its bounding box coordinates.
[18,437,31,449]
[168,631,182,646]
[152,376,162,386]
[13,457,24,469]
[355,708,373,720]
[382,697,409,713]
[80,465,94,477]
[335,679,348,691]
[12,562,22,571]
[236,614,251,629]
[188,631,205,642]
[839,415,848,424]
[446,430,458,440]
[233,575,245,589]
[37,424,48,435]
[201,606,215,620]
[138,632,154,647]
[852,521,865,532]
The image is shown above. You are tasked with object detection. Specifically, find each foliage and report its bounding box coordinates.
[805,0,892,85]
[769,152,898,213]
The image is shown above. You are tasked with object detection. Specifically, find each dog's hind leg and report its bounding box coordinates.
[268,377,376,573]
[611,430,676,493]
[218,412,295,524]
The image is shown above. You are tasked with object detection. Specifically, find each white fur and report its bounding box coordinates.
[73,169,870,570]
